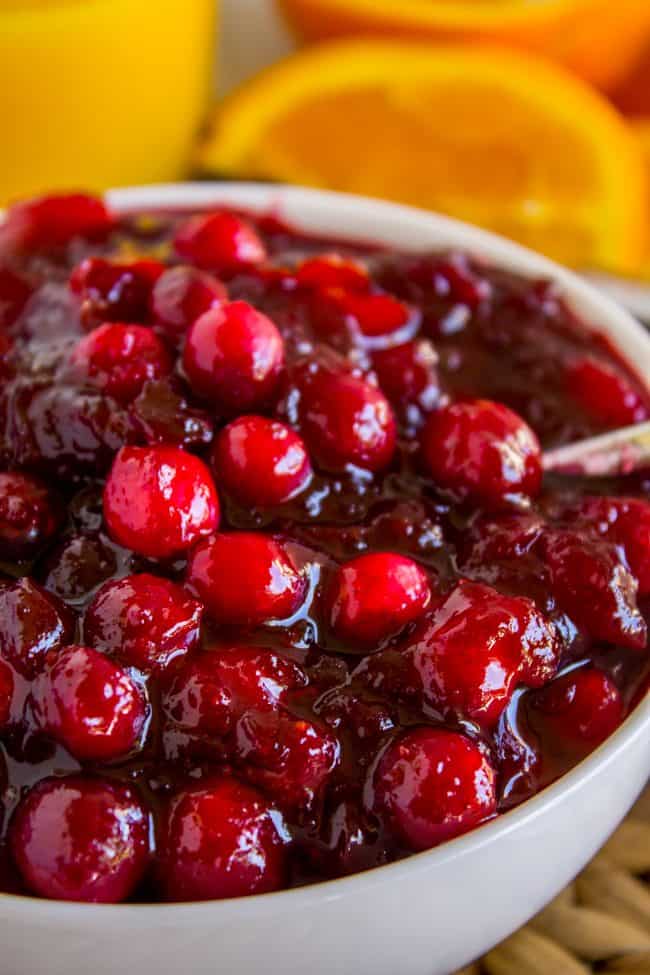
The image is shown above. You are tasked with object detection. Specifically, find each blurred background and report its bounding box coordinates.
[3,0,650,277]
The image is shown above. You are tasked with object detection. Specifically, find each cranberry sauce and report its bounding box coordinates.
[0,192,647,903]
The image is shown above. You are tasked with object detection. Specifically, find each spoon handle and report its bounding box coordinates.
[542,422,650,478]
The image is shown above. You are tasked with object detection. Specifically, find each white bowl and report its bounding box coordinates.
[1,183,649,975]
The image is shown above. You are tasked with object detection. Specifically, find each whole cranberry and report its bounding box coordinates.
[156,777,288,901]
[403,580,559,729]
[0,471,60,558]
[85,574,202,674]
[555,496,650,596]
[238,710,340,807]
[173,211,267,276]
[0,267,32,328]
[542,530,647,650]
[183,301,284,413]
[530,666,623,745]
[69,257,164,330]
[372,339,440,414]
[70,323,172,404]
[566,357,649,427]
[297,364,396,472]
[103,445,219,559]
[0,578,73,678]
[295,254,369,292]
[372,727,496,851]
[187,533,305,625]
[0,193,114,252]
[213,415,312,507]
[150,265,227,345]
[163,646,305,739]
[312,289,413,341]
[32,645,147,761]
[422,399,542,509]
[327,552,432,647]
[9,776,149,902]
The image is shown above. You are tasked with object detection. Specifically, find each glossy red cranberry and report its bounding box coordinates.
[566,357,649,427]
[239,710,340,807]
[85,574,202,675]
[0,193,114,252]
[150,265,227,345]
[403,580,559,729]
[32,645,147,761]
[163,646,305,739]
[0,471,60,558]
[103,445,219,559]
[156,777,288,901]
[372,727,496,851]
[296,254,369,292]
[554,496,650,596]
[297,364,396,472]
[372,339,440,414]
[70,323,172,404]
[0,659,14,727]
[173,211,267,276]
[213,415,312,507]
[187,532,305,625]
[530,666,623,745]
[542,530,647,650]
[313,288,413,340]
[327,552,432,647]
[0,578,73,678]
[69,257,164,330]
[0,267,32,328]
[9,776,149,902]
[421,399,542,509]
[183,301,284,413]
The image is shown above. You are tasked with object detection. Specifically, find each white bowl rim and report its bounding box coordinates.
[1,181,649,918]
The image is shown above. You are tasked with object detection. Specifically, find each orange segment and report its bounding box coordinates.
[197,42,647,270]
[277,0,650,92]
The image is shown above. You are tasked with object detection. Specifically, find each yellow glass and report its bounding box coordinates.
[0,0,217,204]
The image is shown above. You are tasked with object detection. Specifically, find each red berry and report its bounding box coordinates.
[554,496,650,596]
[103,445,219,559]
[327,552,432,646]
[183,301,284,412]
[542,530,647,650]
[173,212,267,276]
[0,193,114,252]
[297,363,396,472]
[372,727,496,851]
[84,574,202,675]
[0,578,73,678]
[212,415,312,507]
[163,646,305,739]
[296,254,369,292]
[32,645,147,761]
[421,399,542,509]
[9,776,149,902]
[403,580,559,729]
[69,257,164,330]
[0,471,60,558]
[150,265,227,345]
[566,357,649,427]
[156,777,288,901]
[531,666,623,745]
[187,532,305,626]
[313,288,413,340]
[0,267,32,328]
[372,339,440,413]
[70,323,172,404]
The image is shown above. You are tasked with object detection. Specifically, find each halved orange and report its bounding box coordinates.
[276,0,650,92]
[197,42,647,270]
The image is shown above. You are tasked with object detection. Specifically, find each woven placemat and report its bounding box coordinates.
[454,788,650,975]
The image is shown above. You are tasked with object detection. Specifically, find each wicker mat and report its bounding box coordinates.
[454,788,650,975]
